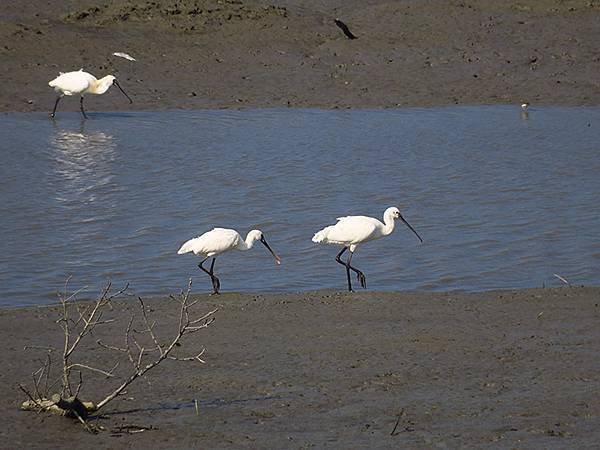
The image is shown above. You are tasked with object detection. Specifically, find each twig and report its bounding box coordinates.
[23,345,55,352]
[390,409,405,436]
[74,372,83,398]
[112,424,154,434]
[31,368,43,401]
[138,297,163,356]
[67,363,118,378]
[43,353,52,396]
[168,348,206,363]
[72,409,96,434]
[18,384,44,410]
[96,340,127,353]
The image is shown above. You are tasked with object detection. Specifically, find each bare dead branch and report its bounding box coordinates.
[73,410,97,434]
[136,345,145,370]
[55,281,128,397]
[67,363,118,378]
[95,279,217,411]
[138,297,163,356]
[168,348,206,363]
[23,345,55,352]
[96,340,127,353]
[20,277,216,431]
[32,368,43,402]
[43,353,52,396]
[74,372,83,398]
[19,383,44,410]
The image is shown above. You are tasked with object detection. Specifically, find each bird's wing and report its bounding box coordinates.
[329,216,380,244]
[336,215,379,225]
[178,228,240,256]
[203,228,241,254]
[49,71,93,95]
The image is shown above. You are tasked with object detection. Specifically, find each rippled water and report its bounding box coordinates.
[1,107,599,306]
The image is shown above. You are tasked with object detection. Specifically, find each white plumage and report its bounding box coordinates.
[178,228,243,257]
[49,70,95,96]
[312,206,422,291]
[178,228,280,294]
[48,69,132,118]
[312,215,384,252]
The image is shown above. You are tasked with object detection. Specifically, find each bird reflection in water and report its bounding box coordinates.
[50,120,117,206]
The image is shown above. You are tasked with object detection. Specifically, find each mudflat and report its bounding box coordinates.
[3,0,600,447]
[2,287,599,447]
[2,0,600,113]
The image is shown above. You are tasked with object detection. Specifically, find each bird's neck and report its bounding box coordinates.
[91,76,113,95]
[238,234,257,251]
[382,216,396,236]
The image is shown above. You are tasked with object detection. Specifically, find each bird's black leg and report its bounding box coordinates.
[335,247,353,292]
[50,96,62,118]
[209,257,220,294]
[79,96,88,119]
[198,257,220,295]
[346,251,367,289]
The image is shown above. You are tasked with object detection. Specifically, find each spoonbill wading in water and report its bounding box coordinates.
[312,207,423,292]
[48,69,133,119]
[177,228,281,294]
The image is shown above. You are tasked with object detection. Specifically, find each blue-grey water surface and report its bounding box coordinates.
[1,107,599,307]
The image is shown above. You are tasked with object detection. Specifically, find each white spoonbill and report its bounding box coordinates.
[177,228,281,294]
[312,206,423,292]
[48,69,133,119]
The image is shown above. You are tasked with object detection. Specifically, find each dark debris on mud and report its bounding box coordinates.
[63,0,288,31]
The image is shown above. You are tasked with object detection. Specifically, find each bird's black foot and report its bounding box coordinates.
[357,271,367,289]
[210,277,221,295]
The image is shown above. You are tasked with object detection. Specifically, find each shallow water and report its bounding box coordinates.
[1,107,599,307]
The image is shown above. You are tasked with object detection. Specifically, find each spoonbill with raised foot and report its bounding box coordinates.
[177,228,281,295]
[48,69,133,119]
[312,206,423,292]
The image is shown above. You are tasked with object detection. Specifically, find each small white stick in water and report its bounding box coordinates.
[112,52,137,61]
[553,273,571,286]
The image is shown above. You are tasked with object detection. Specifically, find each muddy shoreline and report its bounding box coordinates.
[2,287,600,447]
[3,0,600,447]
[2,0,600,114]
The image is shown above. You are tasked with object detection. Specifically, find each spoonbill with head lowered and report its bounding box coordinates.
[312,206,423,292]
[48,69,132,119]
[177,228,281,295]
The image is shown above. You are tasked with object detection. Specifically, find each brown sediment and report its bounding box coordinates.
[2,287,600,446]
[1,0,600,113]
[3,0,600,446]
